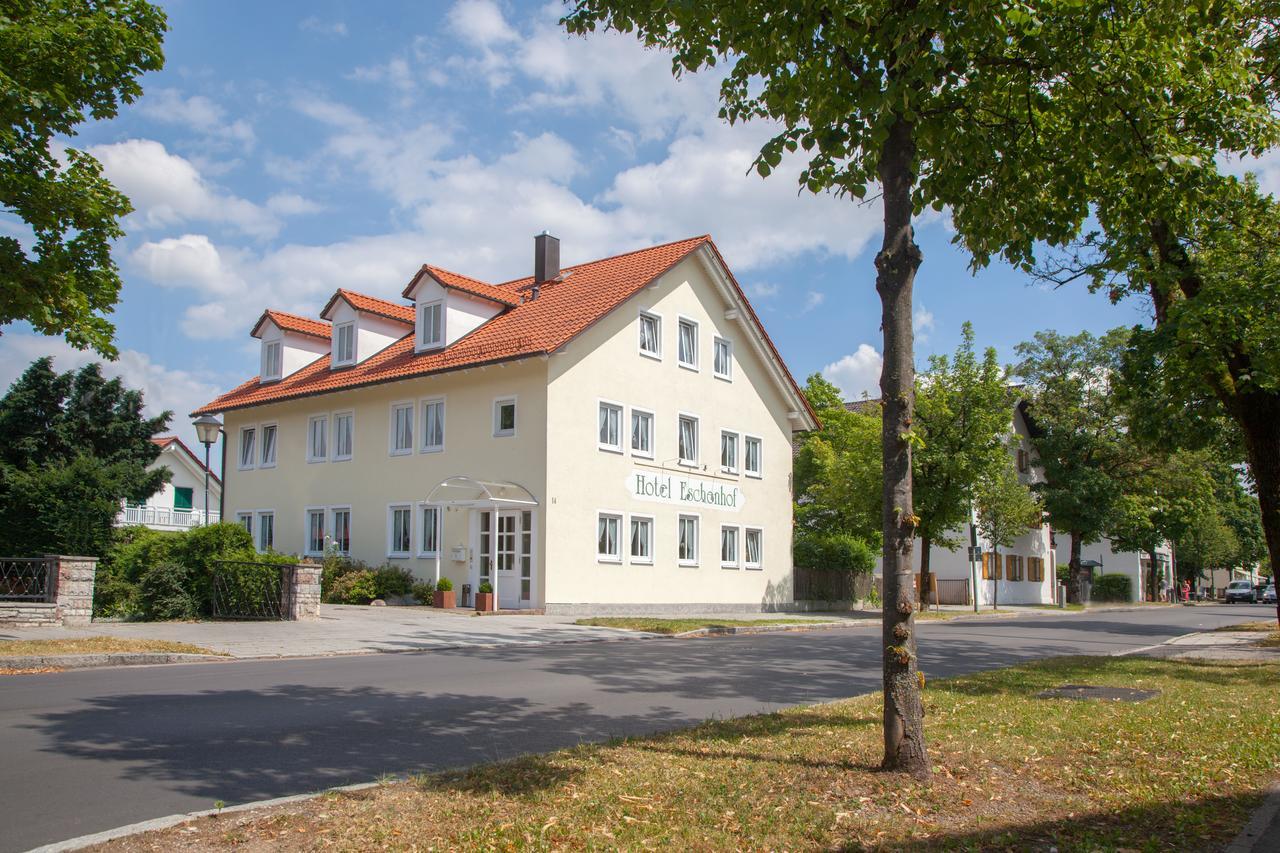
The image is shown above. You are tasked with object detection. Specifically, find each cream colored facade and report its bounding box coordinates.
[219,246,811,612]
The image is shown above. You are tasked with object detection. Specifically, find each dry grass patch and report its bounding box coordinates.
[574,617,825,634]
[1215,620,1280,633]
[0,637,224,657]
[90,656,1280,851]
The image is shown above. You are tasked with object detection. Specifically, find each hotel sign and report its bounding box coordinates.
[628,470,745,512]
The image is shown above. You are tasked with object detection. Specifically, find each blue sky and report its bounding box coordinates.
[3,0,1209,456]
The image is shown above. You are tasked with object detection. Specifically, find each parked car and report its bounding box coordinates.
[1225,580,1257,603]
[1263,584,1277,604]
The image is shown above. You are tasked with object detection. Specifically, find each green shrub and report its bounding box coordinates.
[137,560,198,620]
[436,577,454,592]
[172,522,258,609]
[326,570,380,604]
[1056,564,1072,585]
[412,580,436,604]
[321,554,375,603]
[478,581,493,594]
[372,564,414,600]
[1092,573,1133,602]
[793,532,875,574]
[95,526,180,616]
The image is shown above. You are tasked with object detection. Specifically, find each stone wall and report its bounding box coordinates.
[0,601,60,627]
[0,556,97,628]
[285,563,322,621]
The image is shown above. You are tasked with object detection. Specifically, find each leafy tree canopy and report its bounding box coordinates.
[1,0,167,356]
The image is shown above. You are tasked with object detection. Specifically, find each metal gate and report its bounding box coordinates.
[211,561,294,620]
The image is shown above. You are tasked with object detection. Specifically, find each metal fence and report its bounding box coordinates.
[210,561,294,620]
[0,557,54,602]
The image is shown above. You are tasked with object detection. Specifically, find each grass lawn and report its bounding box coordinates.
[100,656,1280,851]
[0,637,225,657]
[574,617,828,634]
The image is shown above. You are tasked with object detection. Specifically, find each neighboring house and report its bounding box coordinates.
[193,235,818,613]
[1205,564,1265,595]
[117,436,222,531]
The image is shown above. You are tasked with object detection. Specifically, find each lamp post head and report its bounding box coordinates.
[193,414,223,446]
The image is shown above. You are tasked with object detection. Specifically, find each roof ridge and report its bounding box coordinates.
[423,264,495,288]
[268,308,329,324]
[492,234,711,287]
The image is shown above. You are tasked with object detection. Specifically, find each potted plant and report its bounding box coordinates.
[433,577,455,609]
[475,581,495,613]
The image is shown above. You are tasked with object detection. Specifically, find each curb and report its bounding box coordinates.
[671,621,855,638]
[0,652,227,671]
[1225,781,1280,853]
[24,779,390,853]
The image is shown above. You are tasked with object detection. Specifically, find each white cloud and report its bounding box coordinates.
[747,282,781,298]
[0,334,227,453]
[300,16,347,37]
[913,303,935,340]
[800,291,826,314]
[823,345,884,401]
[134,88,256,148]
[266,193,324,216]
[131,234,246,298]
[448,0,518,47]
[88,139,280,238]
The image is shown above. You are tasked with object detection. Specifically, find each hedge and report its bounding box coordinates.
[793,532,875,574]
[1092,573,1133,603]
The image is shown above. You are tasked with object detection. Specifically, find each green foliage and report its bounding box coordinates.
[974,457,1043,552]
[435,577,454,592]
[0,358,171,559]
[478,582,494,594]
[326,570,379,605]
[1092,573,1133,603]
[914,323,1012,552]
[412,580,436,604]
[1056,564,1072,585]
[320,555,412,603]
[793,532,875,575]
[93,526,177,615]
[793,374,882,546]
[372,565,414,600]
[137,560,198,620]
[1,0,167,355]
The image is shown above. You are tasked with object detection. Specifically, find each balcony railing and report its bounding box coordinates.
[117,506,221,530]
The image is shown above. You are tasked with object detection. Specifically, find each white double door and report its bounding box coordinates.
[477,510,534,608]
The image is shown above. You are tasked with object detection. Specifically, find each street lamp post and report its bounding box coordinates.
[193,414,223,526]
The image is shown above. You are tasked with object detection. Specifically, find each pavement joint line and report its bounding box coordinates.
[22,779,397,853]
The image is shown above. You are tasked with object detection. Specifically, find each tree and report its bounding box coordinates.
[1,0,168,356]
[562,0,1252,778]
[794,374,882,547]
[912,323,1010,608]
[0,357,170,557]
[973,457,1042,609]
[1014,329,1138,600]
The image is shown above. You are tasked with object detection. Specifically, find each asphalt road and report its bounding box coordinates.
[2,603,1273,852]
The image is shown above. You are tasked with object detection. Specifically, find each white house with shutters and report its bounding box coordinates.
[116,436,222,531]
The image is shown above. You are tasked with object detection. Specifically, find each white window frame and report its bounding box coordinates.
[677,412,699,466]
[720,524,740,569]
[307,415,328,463]
[304,506,327,557]
[677,315,699,371]
[261,341,282,381]
[744,434,763,479]
[387,503,413,559]
[330,506,352,556]
[638,310,662,360]
[417,503,441,557]
[744,527,763,570]
[628,513,654,565]
[597,399,623,453]
[630,406,655,459]
[596,511,623,564]
[389,401,414,456]
[333,321,356,367]
[417,299,444,350]
[256,510,275,552]
[720,429,740,475]
[259,423,278,468]
[678,513,700,567]
[236,511,253,537]
[332,411,354,462]
[493,396,517,438]
[420,396,446,453]
[238,426,256,471]
[713,336,733,381]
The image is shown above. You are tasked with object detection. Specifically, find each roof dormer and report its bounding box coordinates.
[319,290,415,369]
[402,266,516,352]
[250,311,331,382]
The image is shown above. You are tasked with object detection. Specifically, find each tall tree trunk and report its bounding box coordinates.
[1068,533,1084,603]
[1229,389,1280,627]
[876,113,930,780]
[1146,547,1159,602]
[919,535,932,612]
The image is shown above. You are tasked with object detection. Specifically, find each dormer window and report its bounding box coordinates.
[333,322,355,367]
[418,300,444,350]
[261,341,282,381]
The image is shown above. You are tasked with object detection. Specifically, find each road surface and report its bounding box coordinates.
[1,603,1271,851]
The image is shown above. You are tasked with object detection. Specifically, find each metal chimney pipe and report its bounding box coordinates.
[534,232,560,284]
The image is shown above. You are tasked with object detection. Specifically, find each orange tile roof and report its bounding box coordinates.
[195,236,815,425]
[251,309,331,340]
[404,265,521,307]
[321,289,415,325]
[150,435,221,485]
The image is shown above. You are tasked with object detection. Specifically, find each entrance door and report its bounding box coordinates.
[479,510,533,608]
[495,512,518,606]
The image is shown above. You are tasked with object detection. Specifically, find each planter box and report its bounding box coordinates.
[475,592,495,612]
[433,590,455,609]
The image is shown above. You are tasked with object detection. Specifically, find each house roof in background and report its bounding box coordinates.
[250,309,331,340]
[151,435,222,487]
[320,289,415,325]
